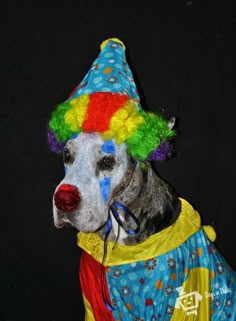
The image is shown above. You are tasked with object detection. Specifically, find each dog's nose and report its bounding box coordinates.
[54,184,80,212]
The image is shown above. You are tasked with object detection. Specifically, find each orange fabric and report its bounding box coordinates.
[79,251,114,321]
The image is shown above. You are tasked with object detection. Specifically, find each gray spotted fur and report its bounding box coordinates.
[53,133,180,245]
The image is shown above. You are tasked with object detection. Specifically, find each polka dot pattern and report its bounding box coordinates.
[69,40,141,108]
[106,228,236,321]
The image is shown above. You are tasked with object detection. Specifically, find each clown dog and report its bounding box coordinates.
[48,38,236,321]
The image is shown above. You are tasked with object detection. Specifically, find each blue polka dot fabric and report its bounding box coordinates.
[69,39,141,107]
[106,228,236,321]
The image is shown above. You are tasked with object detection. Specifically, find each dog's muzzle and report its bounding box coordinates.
[54,184,80,212]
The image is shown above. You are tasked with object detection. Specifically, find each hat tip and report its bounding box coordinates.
[100,38,126,51]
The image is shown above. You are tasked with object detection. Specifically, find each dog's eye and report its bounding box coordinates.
[64,148,73,165]
[97,156,115,171]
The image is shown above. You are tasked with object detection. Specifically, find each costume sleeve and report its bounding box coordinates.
[79,251,114,321]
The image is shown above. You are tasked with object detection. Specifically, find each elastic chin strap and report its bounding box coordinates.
[110,201,140,235]
[101,201,140,311]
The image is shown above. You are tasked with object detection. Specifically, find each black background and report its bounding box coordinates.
[1,1,236,320]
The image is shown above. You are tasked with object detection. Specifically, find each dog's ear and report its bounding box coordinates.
[167,117,175,130]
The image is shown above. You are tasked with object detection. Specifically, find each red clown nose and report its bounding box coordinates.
[54,184,80,212]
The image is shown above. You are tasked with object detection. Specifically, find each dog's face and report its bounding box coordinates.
[53,132,142,232]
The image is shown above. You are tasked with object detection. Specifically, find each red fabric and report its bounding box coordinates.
[79,251,114,321]
[82,92,129,133]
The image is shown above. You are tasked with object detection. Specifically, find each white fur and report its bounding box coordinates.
[53,133,131,237]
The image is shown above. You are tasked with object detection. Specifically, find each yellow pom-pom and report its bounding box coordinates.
[110,117,123,130]
[115,128,128,144]
[101,130,113,140]
[64,94,89,132]
[115,108,128,120]
[203,225,216,242]
[127,114,144,129]
[64,114,77,131]
[101,99,145,144]
[100,38,126,51]
[125,101,138,115]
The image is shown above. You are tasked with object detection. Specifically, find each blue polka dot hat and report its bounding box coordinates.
[68,38,141,107]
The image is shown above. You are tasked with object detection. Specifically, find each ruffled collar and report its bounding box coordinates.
[77,198,202,266]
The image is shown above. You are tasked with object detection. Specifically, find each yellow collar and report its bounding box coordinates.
[77,198,202,266]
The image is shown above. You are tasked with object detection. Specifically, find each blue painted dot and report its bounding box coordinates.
[128,272,138,281]
[114,63,122,69]
[203,257,209,265]
[190,237,196,247]
[96,82,104,88]
[104,52,114,58]
[101,141,116,155]
[149,292,156,298]
[144,269,154,278]
[93,77,103,84]
[84,88,92,94]
[133,295,140,305]
[115,48,123,55]
[159,265,165,272]
[112,288,119,297]
[99,177,111,202]
[168,297,175,305]
[120,279,127,286]
[143,285,150,293]
[113,83,122,89]
[197,237,203,244]
[132,286,140,294]
[71,133,78,139]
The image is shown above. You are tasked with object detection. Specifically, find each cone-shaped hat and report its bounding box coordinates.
[69,38,140,104]
[48,38,174,161]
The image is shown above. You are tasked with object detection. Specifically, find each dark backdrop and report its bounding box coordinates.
[1,1,236,320]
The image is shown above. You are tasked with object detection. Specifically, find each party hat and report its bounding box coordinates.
[68,38,140,104]
[48,38,174,161]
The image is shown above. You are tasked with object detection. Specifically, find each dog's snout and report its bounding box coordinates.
[54,184,80,212]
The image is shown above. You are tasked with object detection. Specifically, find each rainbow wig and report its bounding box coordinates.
[48,38,175,161]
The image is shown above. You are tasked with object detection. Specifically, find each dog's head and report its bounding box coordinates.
[48,38,176,234]
[53,133,144,232]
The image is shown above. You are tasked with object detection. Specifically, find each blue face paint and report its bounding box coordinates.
[70,133,78,140]
[99,177,111,202]
[101,141,116,155]
[64,167,68,174]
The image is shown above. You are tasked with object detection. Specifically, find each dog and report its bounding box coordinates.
[49,38,236,321]
[51,132,236,321]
